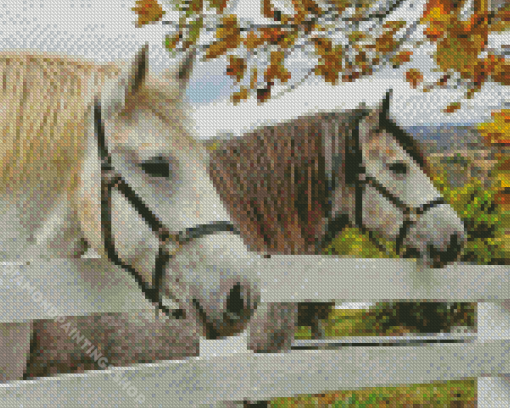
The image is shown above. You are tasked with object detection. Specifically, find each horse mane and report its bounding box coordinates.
[0,51,116,198]
[208,105,430,256]
[0,50,199,197]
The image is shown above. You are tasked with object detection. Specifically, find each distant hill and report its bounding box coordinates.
[404,124,486,155]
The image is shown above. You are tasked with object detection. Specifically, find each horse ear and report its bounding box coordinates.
[162,47,196,96]
[100,43,149,120]
[358,89,393,144]
[380,89,393,121]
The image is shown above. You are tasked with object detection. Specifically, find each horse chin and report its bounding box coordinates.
[403,246,459,269]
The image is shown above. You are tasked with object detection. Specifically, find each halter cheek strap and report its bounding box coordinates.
[94,101,239,319]
[320,112,445,258]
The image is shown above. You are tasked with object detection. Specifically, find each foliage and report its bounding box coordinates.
[478,109,510,146]
[431,167,507,264]
[322,163,507,265]
[270,379,476,407]
[134,0,508,108]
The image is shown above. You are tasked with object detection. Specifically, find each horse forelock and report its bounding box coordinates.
[379,116,432,178]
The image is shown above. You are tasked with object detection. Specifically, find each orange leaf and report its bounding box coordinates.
[391,50,413,67]
[405,68,424,89]
[227,56,247,83]
[444,102,462,113]
[132,0,165,27]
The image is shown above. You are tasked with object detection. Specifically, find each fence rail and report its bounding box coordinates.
[1,259,510,407]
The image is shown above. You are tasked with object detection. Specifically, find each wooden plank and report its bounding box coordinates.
[1,341,509,406]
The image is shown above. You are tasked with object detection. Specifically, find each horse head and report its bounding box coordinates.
[79,45,259,339]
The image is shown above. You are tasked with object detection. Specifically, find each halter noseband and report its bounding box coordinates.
[94,101,240,318]
[321,112,444,257]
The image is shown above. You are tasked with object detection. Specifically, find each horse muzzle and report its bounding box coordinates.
[192,277,260,339]
[402,204,467,268]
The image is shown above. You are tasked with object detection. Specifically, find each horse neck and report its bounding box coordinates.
[0,187,85,259]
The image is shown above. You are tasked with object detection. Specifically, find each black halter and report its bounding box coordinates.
[321,112,444,257]
[94,101,240,319]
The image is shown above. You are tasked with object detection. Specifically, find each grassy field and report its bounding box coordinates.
[268,307,477,407]
[269,379,476,407]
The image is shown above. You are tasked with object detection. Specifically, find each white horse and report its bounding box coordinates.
[1,45,260,381]
[0,44,467,397]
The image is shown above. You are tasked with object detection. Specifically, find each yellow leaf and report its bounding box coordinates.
[231,86,249,105]
[204,40,230,59]
[132,0,165,27]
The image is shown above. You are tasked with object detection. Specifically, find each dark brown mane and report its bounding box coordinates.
[207,106,430,256]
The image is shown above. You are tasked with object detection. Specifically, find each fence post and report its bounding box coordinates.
[477,300,510,407]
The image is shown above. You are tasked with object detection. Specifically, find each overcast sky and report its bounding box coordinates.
[2,0,508,140]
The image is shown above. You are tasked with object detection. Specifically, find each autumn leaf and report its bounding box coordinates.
[232,86,249,105]
[312,37,333,56]
[208,0,229,14]
[250,67,258,90]
[382,20,407,32]
[348,31,367,44]
[478,109,510,145]
[444,102,462,113]
[227,55,247,83]
[164,32,182,52]
[205,14,240,59]
[405,68,424,88]
[375,32,398,53]
[420,0,461,24]
[132,0,165,28]
[259,27,287,46]
[204,40,230,59]
[390,50,413,68]
[264,51,291,84]
[492,58,510,86]
[244,31,261,50]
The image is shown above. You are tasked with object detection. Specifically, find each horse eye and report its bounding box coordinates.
[388,162,408,175]
[140,156,171,178]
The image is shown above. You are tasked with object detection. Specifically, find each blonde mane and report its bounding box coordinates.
[0,50,200,256]
[0,50,200,195]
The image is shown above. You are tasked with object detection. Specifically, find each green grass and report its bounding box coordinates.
[280,307,477,407]
[269,379,476,407]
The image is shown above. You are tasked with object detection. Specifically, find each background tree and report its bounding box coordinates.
[133,0,508,108]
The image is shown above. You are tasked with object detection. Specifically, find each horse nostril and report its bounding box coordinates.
[226,283,245,321]
[428,232,464,267]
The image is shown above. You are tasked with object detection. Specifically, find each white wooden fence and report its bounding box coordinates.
[1,257,509,407]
